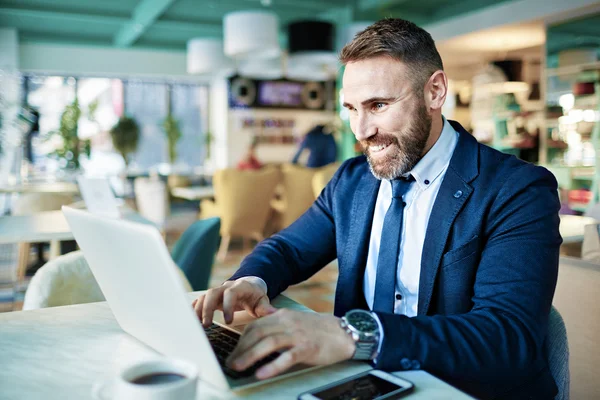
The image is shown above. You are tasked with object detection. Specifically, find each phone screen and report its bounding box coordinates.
[313,373,404,400]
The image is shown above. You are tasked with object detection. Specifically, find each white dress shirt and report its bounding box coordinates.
[238,118,458,350]
[363,117,458,317]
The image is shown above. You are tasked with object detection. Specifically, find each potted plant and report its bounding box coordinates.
[110,116,140,167]
[163,113,181,164]
[50,99,91,170]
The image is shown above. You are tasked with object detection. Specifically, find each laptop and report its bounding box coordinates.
[61,206,315,391]
[76,177,121,218]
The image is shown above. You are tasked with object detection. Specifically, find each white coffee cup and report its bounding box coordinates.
[113,359,198,400]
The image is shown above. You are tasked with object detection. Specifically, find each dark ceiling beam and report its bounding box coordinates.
[113,0,176,47]
[357,0,412,12]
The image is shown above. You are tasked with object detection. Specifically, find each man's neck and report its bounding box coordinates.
[422,114,444,156]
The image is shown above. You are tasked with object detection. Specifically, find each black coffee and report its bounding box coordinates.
[130,373,186,386]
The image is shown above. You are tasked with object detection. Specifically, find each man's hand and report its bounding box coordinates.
[192,279,276,327]
[226,309,356,380]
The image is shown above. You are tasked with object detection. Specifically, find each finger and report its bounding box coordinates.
[202,288,225,328]
[228,317,283,363]
[222,288,239,324]
[193,295,205,320]
[254,296,277,317]
[230,334,293,371]
[256,346,308,380]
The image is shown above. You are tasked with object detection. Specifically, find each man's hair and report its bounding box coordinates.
[339,18,444,94]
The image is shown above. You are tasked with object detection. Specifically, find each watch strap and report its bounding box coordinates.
[353,340,377,360]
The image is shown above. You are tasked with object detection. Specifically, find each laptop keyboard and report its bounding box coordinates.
[204,323,279,380]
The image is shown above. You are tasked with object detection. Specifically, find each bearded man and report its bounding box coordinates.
[194,18,561,400]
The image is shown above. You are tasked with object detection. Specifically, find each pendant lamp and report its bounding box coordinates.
[224,11,280,60]
[187,38,234,76]
[287,20,337,77]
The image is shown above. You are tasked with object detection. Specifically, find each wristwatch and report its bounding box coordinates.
[340,309,381,360]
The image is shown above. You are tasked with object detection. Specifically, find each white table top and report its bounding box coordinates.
[0,208,157,244]
[0,181,79,194]
[0,292,472,400]
[171,186,215,201]
[559,215,598,244]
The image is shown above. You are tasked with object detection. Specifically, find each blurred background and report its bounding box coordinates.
[1,1,600,397]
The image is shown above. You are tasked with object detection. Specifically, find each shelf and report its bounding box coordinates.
[574,94,598,109]
[546,61,600,78]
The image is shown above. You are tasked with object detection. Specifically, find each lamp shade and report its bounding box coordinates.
[288,21,334,54]
[224,11,280,59]
[286,20,338,80]
[187,38,234,76]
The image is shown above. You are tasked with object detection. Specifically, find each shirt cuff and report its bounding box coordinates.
[371,311,385,363]
[232,276,268,295]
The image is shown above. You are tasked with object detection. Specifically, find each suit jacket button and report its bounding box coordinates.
[400,358,412,370]
[411,360,421,370]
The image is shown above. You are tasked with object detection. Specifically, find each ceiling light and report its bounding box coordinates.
[224,11,280,60]
[287,21,338,80]
[187,38,234,76]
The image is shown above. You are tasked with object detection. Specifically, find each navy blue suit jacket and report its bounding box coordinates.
[232,121,562,399]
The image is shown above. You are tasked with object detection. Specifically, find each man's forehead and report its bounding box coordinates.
[342,58,409,101]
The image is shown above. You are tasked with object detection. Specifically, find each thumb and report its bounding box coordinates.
[254,296,277,317]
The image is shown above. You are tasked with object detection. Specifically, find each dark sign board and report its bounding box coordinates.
[228,76,335,110]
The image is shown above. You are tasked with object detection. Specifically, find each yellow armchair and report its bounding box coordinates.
[312,162,340,199]
[271,163,321,231]
[200,167,281,261]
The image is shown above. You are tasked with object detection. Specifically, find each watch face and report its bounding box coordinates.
[346,310,377,333]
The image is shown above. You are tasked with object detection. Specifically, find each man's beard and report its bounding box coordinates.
[362,102,431,180]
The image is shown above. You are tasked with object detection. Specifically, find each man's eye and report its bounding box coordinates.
[374,103,386,110]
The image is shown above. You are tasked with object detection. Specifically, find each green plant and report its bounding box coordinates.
[50,99,91,170]
[163,114,182,164]
[110,116,140,167]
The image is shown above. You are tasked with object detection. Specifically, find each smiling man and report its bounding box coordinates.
[193,19,562,400]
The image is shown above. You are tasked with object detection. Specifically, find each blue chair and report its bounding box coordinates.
[171,217,221,291]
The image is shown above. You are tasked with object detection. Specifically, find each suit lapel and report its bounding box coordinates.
[334,172,380,316]
[417,121,479,316]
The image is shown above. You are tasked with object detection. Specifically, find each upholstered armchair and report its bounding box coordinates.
[312,162,340,199]
[200,167,281,261]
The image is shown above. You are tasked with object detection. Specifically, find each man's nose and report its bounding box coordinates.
[353,113,377,141]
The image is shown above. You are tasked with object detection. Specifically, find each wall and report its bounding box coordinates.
[209,78,336,168]
[19,42,208,81]
[209,78,230,170]
[228,108,336,167]
[0,28,18,71]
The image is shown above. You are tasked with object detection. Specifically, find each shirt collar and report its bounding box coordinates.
[407,116,458,191]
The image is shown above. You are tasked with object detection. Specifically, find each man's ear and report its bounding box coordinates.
[424,70,448,111]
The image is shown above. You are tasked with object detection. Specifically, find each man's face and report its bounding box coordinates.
[342,56,432,180]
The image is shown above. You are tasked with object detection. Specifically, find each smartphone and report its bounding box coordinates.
[297,369,414,400]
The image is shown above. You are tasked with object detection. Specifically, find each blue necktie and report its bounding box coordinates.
[373,176,415,314]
